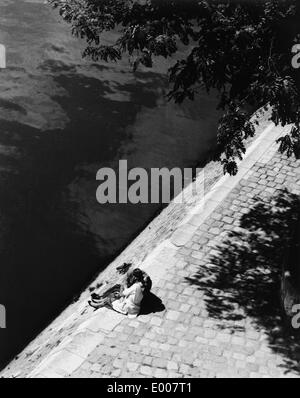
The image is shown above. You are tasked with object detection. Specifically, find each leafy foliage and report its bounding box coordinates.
[49,0,300,174]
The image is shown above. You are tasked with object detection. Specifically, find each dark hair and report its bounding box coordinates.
[132,268,144,282]
[127,268,144,287]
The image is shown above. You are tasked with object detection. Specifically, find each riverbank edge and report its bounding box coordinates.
[1,107,273,378]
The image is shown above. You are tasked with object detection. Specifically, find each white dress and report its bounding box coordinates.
[112,282,144,318]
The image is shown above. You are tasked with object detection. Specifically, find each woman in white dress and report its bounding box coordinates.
[112,269,145,318]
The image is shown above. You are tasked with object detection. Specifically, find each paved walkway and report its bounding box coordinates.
[3,122,300,378]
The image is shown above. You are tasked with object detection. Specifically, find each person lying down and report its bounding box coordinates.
[89,268,152,318]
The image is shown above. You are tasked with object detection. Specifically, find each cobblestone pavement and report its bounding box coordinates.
[3,122,300,378]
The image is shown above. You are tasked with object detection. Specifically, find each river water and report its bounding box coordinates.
[0,0,220,367]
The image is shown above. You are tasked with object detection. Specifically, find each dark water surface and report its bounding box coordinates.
[0,0,220,367]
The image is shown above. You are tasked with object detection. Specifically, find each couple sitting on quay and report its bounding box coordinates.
[89,268,152,318]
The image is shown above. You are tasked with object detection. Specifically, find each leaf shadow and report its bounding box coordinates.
[186,189,300,373]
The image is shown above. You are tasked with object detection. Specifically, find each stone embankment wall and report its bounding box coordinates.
[0,108,275,378]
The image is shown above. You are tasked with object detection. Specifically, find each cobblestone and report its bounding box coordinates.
[3,122,300,379]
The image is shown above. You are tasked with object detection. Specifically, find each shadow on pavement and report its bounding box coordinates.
[140,292,165,315]
[186,188,300,373]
